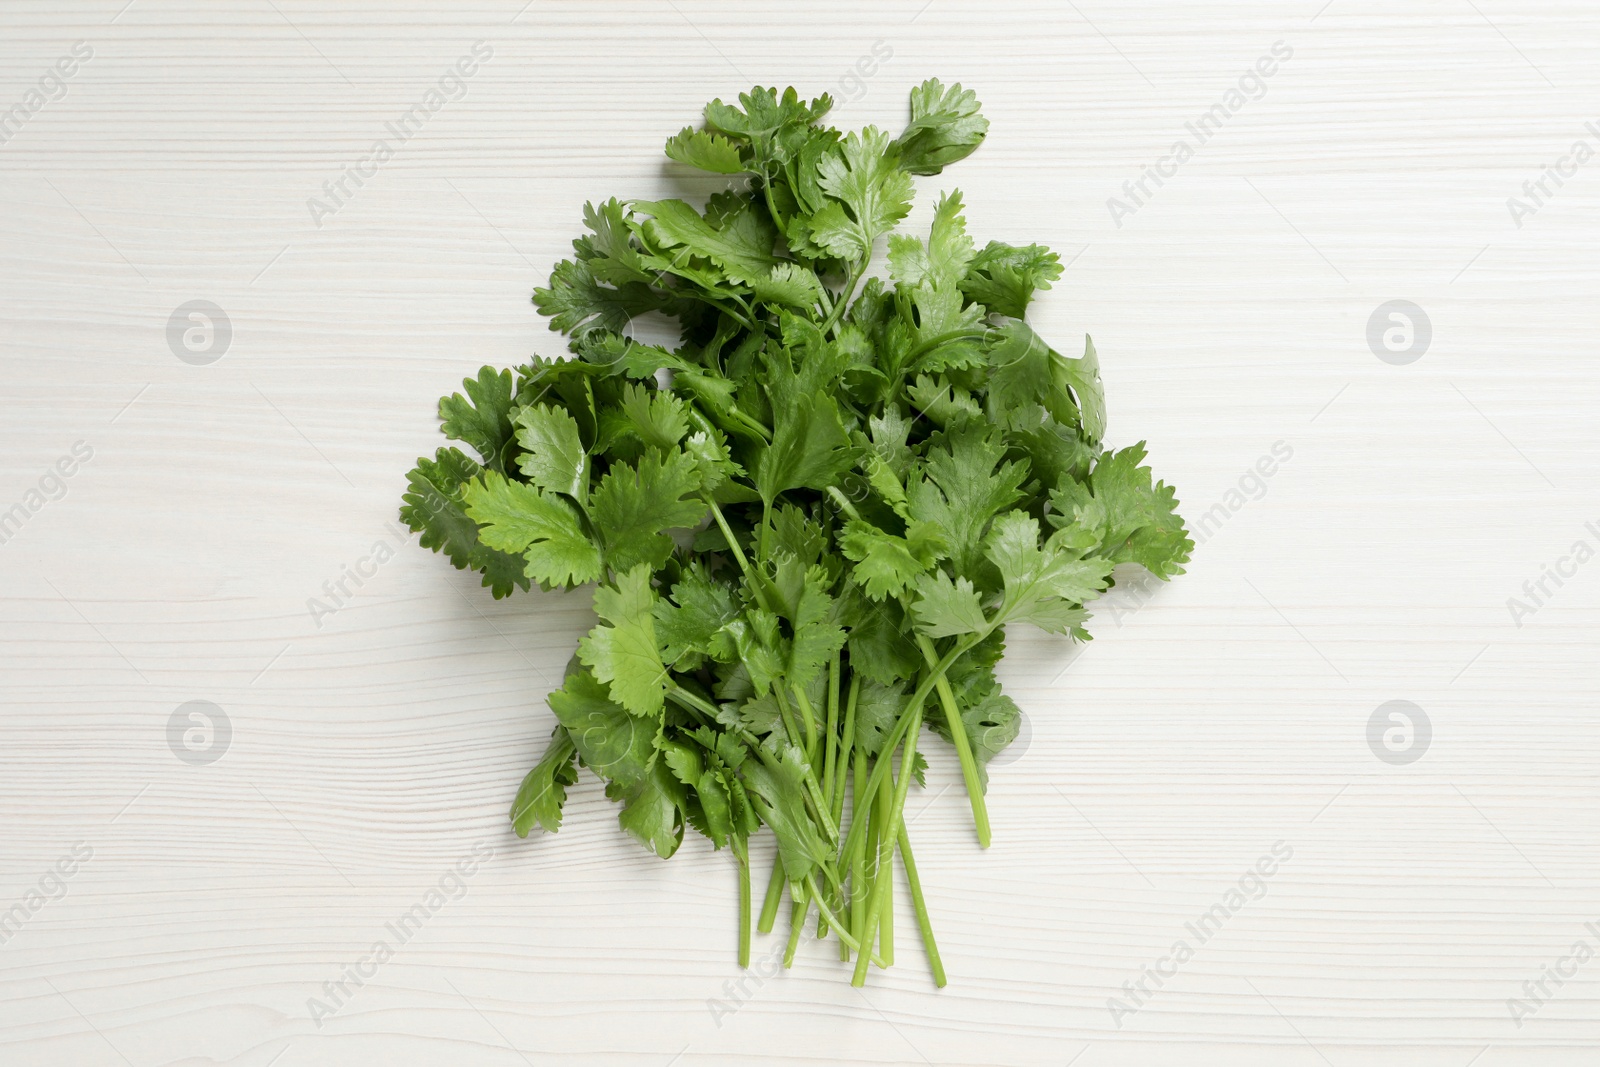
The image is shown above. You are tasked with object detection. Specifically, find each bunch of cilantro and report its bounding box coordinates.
[400,80,1191,986]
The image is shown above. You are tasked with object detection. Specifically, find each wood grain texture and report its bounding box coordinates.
[2,1,1598,1064]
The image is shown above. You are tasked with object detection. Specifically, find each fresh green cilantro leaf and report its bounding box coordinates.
[851,678,908,757]
[514,403,590,501]
[664,126,747,174]
[705,85,831,140]
[402,446,485,570]
[608,760,686,858]
[533,257,665,338]
[840,518,947,600]
[752,262,825,309]
[461,469,602,588]
[754,392,855,508]
[888,190,976,290]
[807,127,915,260]
[985,510,1112,631]
[691,770,736,848]
[579,198,658,286]
[907,426,1030,576]
[682,427,745,495]
[546,662,655,789]
[767,505,828,568]
[910,571,989,637]
[588,448,706,572]
[906,283,986,371]
[985,319,1106,443]
[1049,443,1193,577]
[710,610,786,697]
[861,452,911,520]
[662,738,737,848]
[618,382,690,452]
[401,447,531,597]
[511,726,578,836]
[722,691,783,738]
[896,78,989,176]
[635,197,779,287]
[1058,335,1106,443]
[781,124,842,218]
[866,407,915,476]
[960,241,1063,319]
[842,593,921,685]
[660,738,706,795]
[653,564,741,667]
[439,366,515,469]
[906,374,982,429]
[470,546,537,601]
[704,86,833,182]
[783,566,847,690]
[578,563,669,717]
[1008,419,1096,492]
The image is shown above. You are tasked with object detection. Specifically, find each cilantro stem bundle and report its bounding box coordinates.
[401,80,1191,986]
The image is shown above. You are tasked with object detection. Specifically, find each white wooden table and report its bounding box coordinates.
[3,2,1597,1064]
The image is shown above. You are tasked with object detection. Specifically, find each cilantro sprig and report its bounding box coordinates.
[402,78,1191,986]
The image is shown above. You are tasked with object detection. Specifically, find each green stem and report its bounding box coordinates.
[825,485,862,523]
[697,293,759,333]
[757,855,785,934]
[664,684,718,722]
[822,654,840,808]
[820,259,866,336]
[783,892,807,967]
[875,767,894,966]
[849,747,871,947]
[728,290,759,325]
[904,327,988,368]
[916,633,992,848]
[832,675,860,825]
[815,280,835,320]
[665,686,787,776]
[703,495,753,576]
[700,497,835,834]
[670,651,837,854]
[687,403,770,452]
[897,823,946,987]
[835,632,985,868]
[768,687,834,843]
[720,406,774,445]
[806,873,888,966]
[792,686,820,757]
[852,707,923,987]
[761,177,787,232]
[773,685,804,750]
[734,837,752,968]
